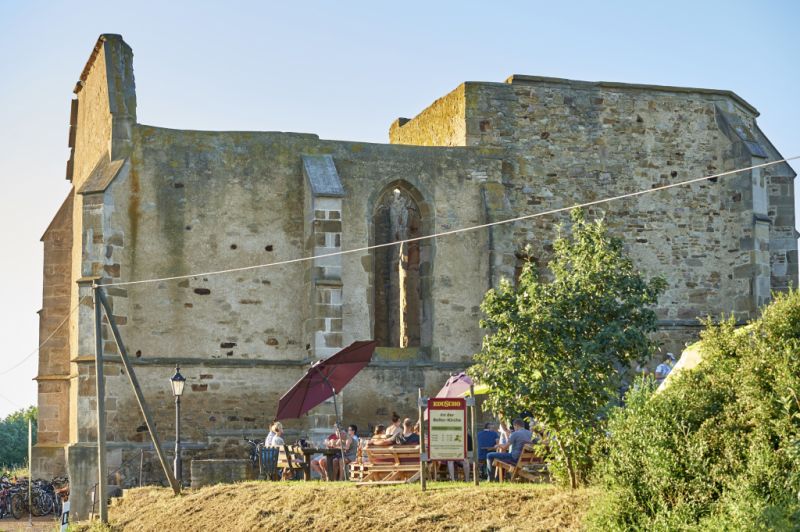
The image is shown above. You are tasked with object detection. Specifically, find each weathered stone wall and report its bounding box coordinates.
[391,75,797,354]
[190,459,254,488]
[32,192,74,478]
[86,124,502,465]
[389,83,467,147]
[71,45,112,191]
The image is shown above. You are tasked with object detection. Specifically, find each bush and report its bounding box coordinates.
[589,290,800,530]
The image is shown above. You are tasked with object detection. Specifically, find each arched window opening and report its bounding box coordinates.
[373,183,427,348]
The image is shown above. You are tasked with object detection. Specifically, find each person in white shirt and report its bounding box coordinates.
[264,421,279,446]
[655,353,676,385]
[270,422,285,446]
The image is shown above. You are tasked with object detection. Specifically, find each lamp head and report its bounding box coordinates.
[170,365,186,397]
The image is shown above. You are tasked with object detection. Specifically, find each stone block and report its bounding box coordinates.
[190,459,255,488]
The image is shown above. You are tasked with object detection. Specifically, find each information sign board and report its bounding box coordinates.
[427,398,466,461]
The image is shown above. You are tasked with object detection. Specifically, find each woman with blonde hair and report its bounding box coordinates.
[269,422,285,446]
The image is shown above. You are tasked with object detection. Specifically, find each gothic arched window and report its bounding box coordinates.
[372,182,430,348]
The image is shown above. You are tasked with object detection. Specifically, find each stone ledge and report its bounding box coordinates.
[504,74,759,116]
[70,355,467,370]
[33,442,68,449]
[72,355,313,367]
[190,459,254,489]
[35,374,71,381]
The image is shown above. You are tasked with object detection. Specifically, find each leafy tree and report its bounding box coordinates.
[0,406,37,469]
[470,209,665,488]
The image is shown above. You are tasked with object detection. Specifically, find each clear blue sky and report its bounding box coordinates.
[0,0,797,417]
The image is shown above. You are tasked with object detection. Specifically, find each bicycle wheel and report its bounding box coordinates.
[33,492,53,516]
[10,493,25,520]
[43,493,55,516]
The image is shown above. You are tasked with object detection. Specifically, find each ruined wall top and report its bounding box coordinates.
[389,74,762,147]
[68,34,136,190]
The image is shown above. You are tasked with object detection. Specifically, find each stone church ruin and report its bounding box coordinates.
[33,34,796,516]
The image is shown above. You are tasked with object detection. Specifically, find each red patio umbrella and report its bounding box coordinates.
[436,372,473,398]
[276,340,377,422]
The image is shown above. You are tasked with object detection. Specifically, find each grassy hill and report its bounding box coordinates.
[76,481,595,531]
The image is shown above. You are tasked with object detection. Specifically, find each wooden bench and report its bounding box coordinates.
[357,445,420,485]
[349,444,370,482]
[276,445,310,480]
[494,444,549,482]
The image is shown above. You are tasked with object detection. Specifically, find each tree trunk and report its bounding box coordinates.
[557,439,578,489]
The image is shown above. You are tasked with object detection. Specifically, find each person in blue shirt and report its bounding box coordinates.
[486,418,532,481]
[477,422,500,479]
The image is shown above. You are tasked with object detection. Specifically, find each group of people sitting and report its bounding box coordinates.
[309,412,422,480]
[262,413,537,482]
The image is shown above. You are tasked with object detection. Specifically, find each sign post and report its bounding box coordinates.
[427,398,467,463]
[61,501,71,532]
[418,389,426,492]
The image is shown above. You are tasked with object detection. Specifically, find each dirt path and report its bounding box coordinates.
[0,516,59,532]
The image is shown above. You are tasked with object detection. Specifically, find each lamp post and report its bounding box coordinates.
[170,365,186,488]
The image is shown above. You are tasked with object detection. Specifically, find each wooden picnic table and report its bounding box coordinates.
[297,447,342,481]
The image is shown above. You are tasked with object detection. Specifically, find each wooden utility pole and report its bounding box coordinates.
[96,288,180,495]
[93,284,108,523]
[418,388,426,492]
[470,384,479,486]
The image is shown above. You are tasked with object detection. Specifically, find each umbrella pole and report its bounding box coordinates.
[330,390,347,481]
[311,365,350,481]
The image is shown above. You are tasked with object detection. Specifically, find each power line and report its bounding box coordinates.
[0,298,86,377]
[1,155,796,377]
[98,156,798,289]
[0,390,23,410]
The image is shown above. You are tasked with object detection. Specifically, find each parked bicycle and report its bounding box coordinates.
[0,477,12,518]
[0,476,69,520]
[245,438,263,470]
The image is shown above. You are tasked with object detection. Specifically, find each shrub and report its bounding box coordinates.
[589,290,800,530]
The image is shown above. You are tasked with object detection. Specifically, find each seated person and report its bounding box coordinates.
[366,424,386,447]
[264,421,278,447]
[270,422,285,446]
[384,412,402,438]
[332,424,359,480]
[310,424,342,480]
[371,418,419,446]
[477,422,500,477]
[486,418,532,481]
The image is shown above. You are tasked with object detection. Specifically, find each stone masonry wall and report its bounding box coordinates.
[71,47,111,191]
[88,124,502,467]
[391,76,797,354]
[389,83,467,147]
[32,192,74,478]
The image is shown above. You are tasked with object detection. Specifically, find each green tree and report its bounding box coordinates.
[470,209,665,488]
[0,406,37,469]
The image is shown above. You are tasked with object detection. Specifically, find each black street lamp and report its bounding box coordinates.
[170,365,186,487]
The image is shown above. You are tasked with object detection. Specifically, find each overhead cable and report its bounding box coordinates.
[97,156,799,289]
[2,156,796,377]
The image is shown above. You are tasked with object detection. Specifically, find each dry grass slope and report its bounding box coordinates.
[77,482,595,532]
